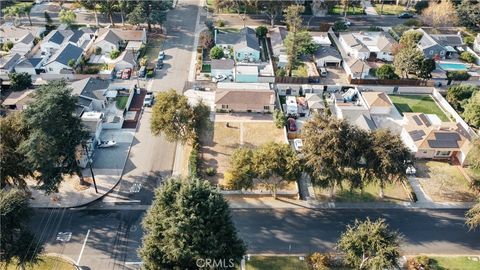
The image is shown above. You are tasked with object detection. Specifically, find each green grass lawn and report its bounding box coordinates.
[201,64,211,73]
[0,256,76,270]
[373,4,415,15]
[246,256,309,270]
[314,181,410,203]
[292,64,308,77]
[388,94,450,121]
[429,256,480,270]
[143,37,163,64]
[329,5,365,15]
[116,96,129,110]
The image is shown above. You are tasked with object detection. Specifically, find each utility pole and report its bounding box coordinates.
[84,144,98,194]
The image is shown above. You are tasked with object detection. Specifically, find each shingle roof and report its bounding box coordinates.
[70,77,110,100]
[216,27,260,52]
[69,28,94,43]
[215,89,274,105]
[362,92,392,108]
[314,46,341,60]
[211,59,234,70]
[44,30,73,45]
[96,28,145,44]
[95,29,122,46]
[47,43,83,66]
[18,33,35,44]
[0,53,21,70]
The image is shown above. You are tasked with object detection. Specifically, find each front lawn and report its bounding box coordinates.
[314,181,410,203]
[246,256,309,270]
[115,96,129,110]
[0,256,76,270]
[373,4,415,15]
[329,5,365,15]
[201,64,211,73]
[143,36,163,64]
[429,256,480,270]
[388,94,450,121]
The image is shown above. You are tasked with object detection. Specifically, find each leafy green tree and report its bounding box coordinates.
[59,9,76,25]
[285,30,318,57]
[463,91,480,127]
[456,0,480,29]
[109,49,120,59]
[2,5,21,26]
[466,201,480,230]
[127,4,145,26]
[67,58,76,68]
[139,178,246,269]
[126,0,172,31]
[394,43,424,78]
[79,0,100,26]
[375,64,399,79]
[446,85,478,112]
[192,101,211,137]
[399,30,423,46]
[417,58,436,80]
[273,109,286,128]
[99,0,118,26]
[2,40,13,52]
[0,113,31,189]
[333,21,348,31]
[464,36,475,46]
[117,0,132,26]
[338,218,401,270]
[460,51,477,64]
[446,70,471,85]
[225,148,255,190]
[253,142,301,199]
[8,72,32,92]
[19,80,89,192]
[150,89,196,143]
[284,4,304,76]
[259,0,286,27]
[255,25,268,38]
[0,189,43,269]
[210,46,225,59]
[20,2,33,26]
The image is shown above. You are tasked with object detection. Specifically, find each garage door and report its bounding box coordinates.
[326,62,339,67]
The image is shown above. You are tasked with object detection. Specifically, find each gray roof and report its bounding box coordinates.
[216,27,260,52]
[95,29,122,46]
[69,28,94,43]
[116,50,136,65]
[19,33,35,44]
[0,53,21,70]
[314,46,341,60]
[44,30,73,45]
[431,34,464,47]
[269,27,288,49]
[211,59,234,70]
[47,43,83,66]
[70,77,110,100]
[15,57,41,69]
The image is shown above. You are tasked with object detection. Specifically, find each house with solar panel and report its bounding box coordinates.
[400,112,474,164]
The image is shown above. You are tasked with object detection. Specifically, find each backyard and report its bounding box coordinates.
[314,181,411,203]
[416,161,478,202]
[373,4,415,15]
[115,96,129,110]
[388,94,450,121]
[200,121,285,188]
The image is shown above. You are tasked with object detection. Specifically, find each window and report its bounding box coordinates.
[429,50,434,55]
[222,104,229,109]
[49,67,53,71]
[237,53,241,58]
[263,106,270,110]
[440,50,445,56]
[435,150,451,157]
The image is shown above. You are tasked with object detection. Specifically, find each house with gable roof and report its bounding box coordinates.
[93,28,147,54]
[44,43,84,74]
[339,31,396,61]
[416,28,464,59]
[215,27,261,62]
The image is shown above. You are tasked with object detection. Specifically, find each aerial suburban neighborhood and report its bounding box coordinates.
[1,0,480,269]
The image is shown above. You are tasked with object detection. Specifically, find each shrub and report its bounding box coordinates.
[273,109,286,128]
[414,1,429,13]
[110,49,120,59]
[333,21,348,32]
[307,252,333,270]
[255,25,268,38]
[447,70,471,82]
[95,47,102,55]
[205,167,217,176]
[276,68,286,77]
[2,41,13,52]
[188,143,200,177]
[406,256,431,270]
[367,26,382,31]
[216,19,225,27]
[210,46,224,59]
[403,19,422,27]
[376,64,399,79]
[464,36,475,46]
[146,70,154,78]
[460,51,477,64]
[139,57,148,66]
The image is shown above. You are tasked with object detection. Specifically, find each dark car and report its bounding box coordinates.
[156,59,164,69]
[398,12,413,19]
[287,118,297,132]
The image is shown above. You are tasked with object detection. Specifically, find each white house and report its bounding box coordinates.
[44,43,83,74]
[14,57,44,75]
[40,30,74,54]
[93,28,147,54]
[10,33,35,57]
[311,32,331,47]
[339,31,396,61]
[211,59,234,78]
[0,23,45,43]
[0,53,21,75]
[114,50,136,70]
[314,46,342,67]
[343,58,371,79]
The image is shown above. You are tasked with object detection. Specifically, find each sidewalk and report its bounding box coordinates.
[30,130,135,208]
[363,0,379,16]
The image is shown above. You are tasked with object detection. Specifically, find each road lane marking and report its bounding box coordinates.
[125,262,143,265]
[76,229,91,265]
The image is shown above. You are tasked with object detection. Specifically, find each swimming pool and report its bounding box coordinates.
[437,62,469,71]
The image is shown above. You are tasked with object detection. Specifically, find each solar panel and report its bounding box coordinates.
[434,132,461,141]
[419,114,431,127]
[409,130,426,141]
[427,140,459,148]
[412,115,423,125]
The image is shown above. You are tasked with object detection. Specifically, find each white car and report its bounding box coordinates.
[143,92,154,107]
[343,19,352,26]
[406,165,416,175]
[293,139,303,152]
[213,74,227,82]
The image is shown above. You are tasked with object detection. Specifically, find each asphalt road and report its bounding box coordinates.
[31,208,480,270]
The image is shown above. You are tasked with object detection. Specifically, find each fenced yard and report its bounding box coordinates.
[388,94,450,121]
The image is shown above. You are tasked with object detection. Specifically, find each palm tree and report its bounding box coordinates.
[79,0,100,26]
[99,0,118,26]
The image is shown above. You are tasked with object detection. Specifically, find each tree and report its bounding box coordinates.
[151,89,196,143]
[456,0,480,29]
[19,80,89,192]
[79,0,100,26]
[117,0,131,26]
[255,25,268,38]
[285,30,318,57]
[192,102,211,137]
[375,64,399,79]
[210,46,225,59]
[2,40,14,52]
[446,71,471,85]
[259,0,286,27]
[0,189,43,269]
[417,58,436,80]
[8,72,32,92]
[369,129,410,198]
[466,201,480,230]
[225,148,255,190]
[421,0,458,27]
[337,218,401,270]
[59,9,76,25]
[446,85,478,112]
[127,4,145,26]
[394,43,424,78]
[67,58,76,68]
[213,0,233,13]
[284,4,305,76]
[3,5,21,26]
[99,0,118,26]
[109,49,120,59]
[0,113,31,189]
[460,51,477,64]
[467,139,480,171]
[273,109,287,128]
[199,30,214,49]
[126,1,172,32]
[463,91,480,127]
[399,30,423,46]
[333,21,348,31]
[20,2,33,26]
[139,178,246,269]
[252,142,301,199]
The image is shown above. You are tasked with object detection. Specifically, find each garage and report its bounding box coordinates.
[314,46,342,68]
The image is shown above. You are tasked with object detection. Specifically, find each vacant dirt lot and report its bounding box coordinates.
[200,121,285,187]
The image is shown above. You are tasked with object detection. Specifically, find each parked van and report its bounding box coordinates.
[139,66,146,77]
[319,68,328,77]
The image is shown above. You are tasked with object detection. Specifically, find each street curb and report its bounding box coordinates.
[44,253,80,269]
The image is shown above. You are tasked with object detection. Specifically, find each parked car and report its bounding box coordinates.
[343,19,351,26]
[158,51,165,60]
[213,74,226,82]
[398,12,413,19]
[121,69,131,79]
[139,66,146,77]
[293,139,303,152]
[156,59,164,69]
[115,69,123,79]
[287,118,297,132]
[98,140,117,148]
[143,91,154,107]
[319,68,328,77]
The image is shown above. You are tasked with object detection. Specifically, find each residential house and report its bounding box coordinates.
[417,28,464,59]
[44,43,84,74]
[70,77,110,114]
[68,28,96,50]
[14,57,44,75]
[235,65,258,83]
[305,93,325,112]
[344,58,371,79]
[1,89,35,111]
[361,91,393,115]
[93,28,147,54]
[0,53,21,75]
[330,88,377,131]
[10,33,35,57]
[314,46,342,68]
[269,26,288,57]
[211,59,234,78]
[40,30,74,54]
[215,27,261,62]
[114,50,136,70]
[215,89,275,113]
[339,31,396,61]
[400,112,473,164]
[311,32,331,47]
[0,23,45,43]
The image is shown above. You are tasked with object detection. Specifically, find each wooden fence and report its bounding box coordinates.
[348,76,435,86]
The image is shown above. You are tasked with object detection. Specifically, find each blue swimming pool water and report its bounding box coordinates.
[438,62,469,71]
